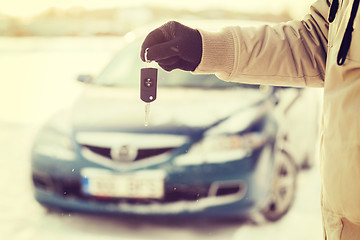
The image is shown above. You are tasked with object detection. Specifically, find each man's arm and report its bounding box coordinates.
[195,0,330,87]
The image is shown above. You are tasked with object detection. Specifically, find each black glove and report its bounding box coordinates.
[140,21,202,72]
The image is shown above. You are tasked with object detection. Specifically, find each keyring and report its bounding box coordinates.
[145,48,151,63]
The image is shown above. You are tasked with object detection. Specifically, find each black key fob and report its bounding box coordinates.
[140,67,158,103]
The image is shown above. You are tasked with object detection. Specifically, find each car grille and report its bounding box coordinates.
[165,184,210,202]
[32,173,82,199]
[76,132,189,163]
[82,145,175,162]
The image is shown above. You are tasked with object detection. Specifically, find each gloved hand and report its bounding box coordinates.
[140,21,202,72]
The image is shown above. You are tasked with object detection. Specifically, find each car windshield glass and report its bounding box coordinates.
[93,40,260,90]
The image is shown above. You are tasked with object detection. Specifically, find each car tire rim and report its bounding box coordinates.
[263,150,297,221]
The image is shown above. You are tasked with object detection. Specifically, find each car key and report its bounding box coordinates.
[140,52,158,126]
[140,67,157,126]
[140,48,158,126]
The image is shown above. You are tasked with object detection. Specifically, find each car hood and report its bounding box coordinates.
[72,85,270,133]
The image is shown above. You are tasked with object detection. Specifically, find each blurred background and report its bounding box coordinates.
[0,0,323,240]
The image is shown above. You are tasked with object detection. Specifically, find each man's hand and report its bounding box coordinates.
[140,21,202,72]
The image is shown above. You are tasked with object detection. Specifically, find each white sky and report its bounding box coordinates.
[0,0,315,19]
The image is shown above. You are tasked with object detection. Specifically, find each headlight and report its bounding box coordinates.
[207,103,269,135]
[174,132,266,166]
[32,111,76,161]
[193,132,266,153]
[175,105,269,166]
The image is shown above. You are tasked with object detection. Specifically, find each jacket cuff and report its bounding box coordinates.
[193,28,235,80]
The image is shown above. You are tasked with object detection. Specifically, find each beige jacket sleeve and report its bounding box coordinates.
[194,0,330,88]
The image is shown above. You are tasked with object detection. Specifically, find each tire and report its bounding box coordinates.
[261,150,297,222]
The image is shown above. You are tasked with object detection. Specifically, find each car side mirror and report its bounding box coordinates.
[77,74,93,84]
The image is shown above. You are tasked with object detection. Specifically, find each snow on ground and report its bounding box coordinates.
[0,37,323,240]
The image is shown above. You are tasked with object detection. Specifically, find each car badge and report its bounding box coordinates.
[110,145,138,163]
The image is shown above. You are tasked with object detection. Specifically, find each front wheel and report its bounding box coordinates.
[262,150,297,222]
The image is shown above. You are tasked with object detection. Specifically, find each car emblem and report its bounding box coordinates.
[110,145,138,162]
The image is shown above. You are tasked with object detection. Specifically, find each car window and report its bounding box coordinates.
[93,40,260,90]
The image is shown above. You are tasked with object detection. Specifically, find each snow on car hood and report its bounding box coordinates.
[72,85,270,130]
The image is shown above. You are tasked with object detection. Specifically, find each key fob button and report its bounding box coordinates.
[144,78,152,87]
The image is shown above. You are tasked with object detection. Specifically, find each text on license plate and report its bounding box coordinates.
[81,169,165,199]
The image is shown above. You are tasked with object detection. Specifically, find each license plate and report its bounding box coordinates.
[81,169,165,199]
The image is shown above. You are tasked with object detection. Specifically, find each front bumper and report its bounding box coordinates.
[34,185,255,217]
[31,143,274,217]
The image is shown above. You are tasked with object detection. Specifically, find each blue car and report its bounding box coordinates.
[31,38,318,221]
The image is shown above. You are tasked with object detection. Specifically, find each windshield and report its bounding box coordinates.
[93,40,260,90]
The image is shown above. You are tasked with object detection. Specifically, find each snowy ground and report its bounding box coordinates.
[0,37,323,240]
